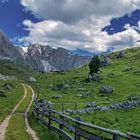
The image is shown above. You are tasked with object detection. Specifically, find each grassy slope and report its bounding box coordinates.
[0,60,34,81]
[34,47,140,134]
[0,81,23,123]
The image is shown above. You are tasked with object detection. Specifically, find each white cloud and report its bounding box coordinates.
[19,0,140,52]
[21,0,140,23]
[20,18,140,52]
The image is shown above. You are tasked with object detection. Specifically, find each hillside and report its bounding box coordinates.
[0,59,34,81]
[33,46,140,134]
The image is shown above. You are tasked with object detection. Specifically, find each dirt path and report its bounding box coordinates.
[0,84,27,140]
[23,84,39,140]
[0,84,39,140]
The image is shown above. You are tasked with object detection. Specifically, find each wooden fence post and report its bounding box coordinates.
[61,103,64,112]
[59,114,64,139]
[113,133,120,140]
[48,110,51,131]
[75,117,82,140]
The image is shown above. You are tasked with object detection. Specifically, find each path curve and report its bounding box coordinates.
[0,84,27,140]
[23,84,40,140]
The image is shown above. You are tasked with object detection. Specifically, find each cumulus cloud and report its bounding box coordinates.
[21,0,140,24]
[19,0,140,52]
[19,18,140,52]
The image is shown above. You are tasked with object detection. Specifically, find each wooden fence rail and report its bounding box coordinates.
[33,102,140,140]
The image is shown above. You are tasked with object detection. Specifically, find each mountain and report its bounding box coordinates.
[0,31,91,72]
[71,48,94,56]
[24,44,91,72]
[0,31,24,62]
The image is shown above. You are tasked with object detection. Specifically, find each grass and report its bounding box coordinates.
[0,59,34,81]
[0,81,23,123]
[32,47,140,134]
[5,84,32,140]
[28,111,61,140]
[16,85,32,113]
[5,114,32,140]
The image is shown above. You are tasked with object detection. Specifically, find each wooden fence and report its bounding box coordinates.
[33,102,140,140]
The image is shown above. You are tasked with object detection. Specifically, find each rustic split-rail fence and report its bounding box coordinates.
[33,100,140,140]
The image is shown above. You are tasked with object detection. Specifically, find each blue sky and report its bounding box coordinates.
[0,0,140,52]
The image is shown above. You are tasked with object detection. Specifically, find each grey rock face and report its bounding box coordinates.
[100,56,111,66]
[100,86,114,94]
[0,31,91,72]
[25,44,91,72]
[0,31,24,62]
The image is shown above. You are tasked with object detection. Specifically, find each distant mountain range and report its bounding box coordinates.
[0,31,91,72]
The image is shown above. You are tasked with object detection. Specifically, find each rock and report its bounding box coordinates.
[100,56,111,66]
[86,102,96,108]
[0,73,17,80]
[2,83,13,90]
[51,94,62,99]
[52,84,70,90]
[0,90,6,97]
[116,51,125,59]
[88,72,101,81]
[100,86,115,94]
[26,44,91,72]
[28,76,36,83]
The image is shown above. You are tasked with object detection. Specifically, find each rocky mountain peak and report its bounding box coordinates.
[0,30,91,72]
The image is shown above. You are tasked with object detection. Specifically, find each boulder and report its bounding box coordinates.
[100,56,111,66]
[116,51,125,59]
[52,84,70,90]
[28,77,36,83]
[2,83,13,91]
[88,72,101,81]
[51,94,62,99]
[0,90,6,97]
[100,86,114,94]
[0,73,17,80]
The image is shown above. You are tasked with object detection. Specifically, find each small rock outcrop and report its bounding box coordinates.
[100,86,115,94]
[51,94,62,99]
[88,72,101,81]
[0,73,17,80]
[116,51,125,59]
[0,90,6,97]
[100,56,111,66]
[28,77,36,83]
[52,84,70,90]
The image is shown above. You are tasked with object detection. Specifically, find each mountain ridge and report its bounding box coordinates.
[0,31,91,72]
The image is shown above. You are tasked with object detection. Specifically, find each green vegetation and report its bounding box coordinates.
[33,47,140,134]
[0,60,34,81]
[28,112,60,140]
[5,114,32,140]
[0,81,23,123]
[5,85,32,140]
[16,85,32,113]
[89,55,100,73]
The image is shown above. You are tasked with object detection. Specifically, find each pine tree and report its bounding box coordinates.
[89,55,100,74]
